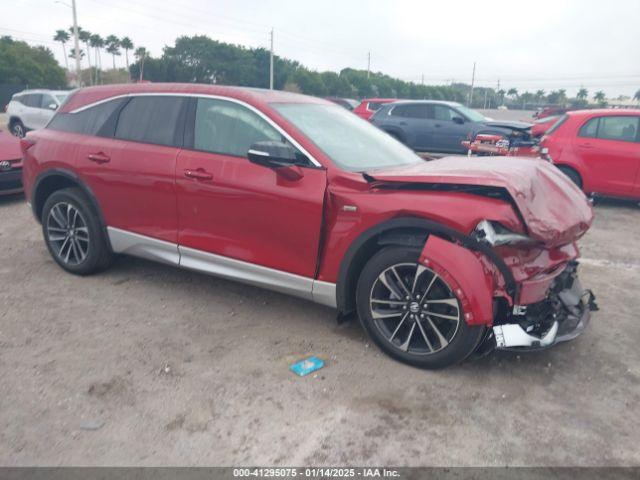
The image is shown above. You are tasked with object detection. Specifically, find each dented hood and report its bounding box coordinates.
[366,156,594,246]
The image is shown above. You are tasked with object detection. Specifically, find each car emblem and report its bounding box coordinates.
[0,160,12,171]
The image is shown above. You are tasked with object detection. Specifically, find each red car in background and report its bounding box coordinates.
[353,98,396,120]
[21,83,596,369]
[0,128,23,195]
[540,109,640,199]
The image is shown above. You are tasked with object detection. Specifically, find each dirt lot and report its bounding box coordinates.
[1,192,639,467]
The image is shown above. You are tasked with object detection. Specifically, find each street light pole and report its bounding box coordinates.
[71,0,81,86]
[269,28,274,90]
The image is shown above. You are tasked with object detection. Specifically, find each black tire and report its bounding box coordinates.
[557,165,583,189]
[356,246,485,369]
[10,119,26,138]
[41,187,113,275]
[386,131,405,144]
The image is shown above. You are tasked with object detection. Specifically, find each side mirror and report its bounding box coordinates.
[452,116,464,125]
[47,103,58,111]
[247,141,299,168]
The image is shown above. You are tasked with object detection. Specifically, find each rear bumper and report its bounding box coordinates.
[0,167,23,195]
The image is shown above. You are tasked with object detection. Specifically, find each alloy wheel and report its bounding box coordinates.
[369,263,461,355]
[12,123,25,138]
[46,202,90,266]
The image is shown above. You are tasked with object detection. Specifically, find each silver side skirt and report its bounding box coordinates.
[107,227,337,308]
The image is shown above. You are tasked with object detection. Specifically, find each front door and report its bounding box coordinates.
[430,105,471,153]
[175,97,327,278]
[574,115,640,197]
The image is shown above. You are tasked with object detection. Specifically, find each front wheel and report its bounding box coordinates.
[356,246,485,369]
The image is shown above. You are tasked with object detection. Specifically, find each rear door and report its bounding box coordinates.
[176,97,327,278]
[21,94,43,129]
[76,95,189,244]
[574,115,640,197]
[35,93,57,129]
[392,104,433,150]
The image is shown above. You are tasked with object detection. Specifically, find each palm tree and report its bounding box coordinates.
[535,89,545,101]
[594,90,606,106]
[54,29,70,70]
[134,46,148,81]
[68,48,85,61]
[89,34,104,84]
[558,89,567,105]
[105,35,120,69]
[78,29,92,84]
[496,89,506,106]
[507,88,519,101]
[577,88,588,100]
[120,37,133,74]
[634,89,640,105]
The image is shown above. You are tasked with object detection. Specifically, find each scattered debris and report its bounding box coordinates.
[290,356,324,377]
[159,364,171,375]
[79,419,104,431]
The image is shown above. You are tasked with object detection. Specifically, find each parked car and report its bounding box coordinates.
[5,89,69,137]
[353,98,396,120]
[22,83,596,369]
[0,129,22,195]
[325,97,359,111]
[371,100,532,153]
[534,106,567,119]
[531,114,561,137]
[540,109,640,199]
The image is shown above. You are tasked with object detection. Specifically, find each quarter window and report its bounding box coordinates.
[115,96,188,147]
[47,98,126,136]
[193,98,281,157]
[578,118,599,138]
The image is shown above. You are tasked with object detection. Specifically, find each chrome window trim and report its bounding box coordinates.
[107,227,337,308]
[69,92,323,167]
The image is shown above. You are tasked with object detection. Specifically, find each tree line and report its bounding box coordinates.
[3,31,640,108]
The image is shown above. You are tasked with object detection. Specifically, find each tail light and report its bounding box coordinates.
[20,137,36,152]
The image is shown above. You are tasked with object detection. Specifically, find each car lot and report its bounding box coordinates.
[1,190,639,466]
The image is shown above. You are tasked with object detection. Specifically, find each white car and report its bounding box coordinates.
[6,90,69,137]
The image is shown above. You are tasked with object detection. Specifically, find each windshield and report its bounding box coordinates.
[272,103,423,172]
[453,104,486,122]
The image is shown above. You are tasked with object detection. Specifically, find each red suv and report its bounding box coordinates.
[22,83,597,369]
[540,109,640,199]
[353,98,396,120]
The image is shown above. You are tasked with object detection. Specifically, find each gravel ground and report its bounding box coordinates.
[1,192,639,467]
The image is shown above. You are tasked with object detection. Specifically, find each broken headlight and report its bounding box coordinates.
[473,220,535,247]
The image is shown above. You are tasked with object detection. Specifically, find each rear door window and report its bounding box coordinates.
[368,102,384,111]
[115,96,188,147]
[192,98,281,157]
[40,94,56,109]
[434,105,456,121]
[47,98,126,136]
[392,104,432,119]
[597,116,639,142]
[578,117,599,138]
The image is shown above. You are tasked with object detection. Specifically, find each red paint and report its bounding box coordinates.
[352,98,396,120]
[531,115,561,137]
[540,109,640,199]
[419,236,495,326]
[22,84,595,324]
[0,129,23,195]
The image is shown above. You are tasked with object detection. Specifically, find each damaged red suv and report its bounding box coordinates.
[21,84,597,369]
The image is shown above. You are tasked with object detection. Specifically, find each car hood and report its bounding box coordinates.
[365,156,593,247]
[483,120,532,131]
[0,131,22,162]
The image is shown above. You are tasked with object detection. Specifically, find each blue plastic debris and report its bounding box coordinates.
[289,356,325,376]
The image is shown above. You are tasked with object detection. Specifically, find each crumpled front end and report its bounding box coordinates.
[419,231,597,353]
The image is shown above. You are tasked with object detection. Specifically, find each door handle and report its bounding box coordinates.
[399,121,408,126]
[434,123,442,128]
[87,152,110,164]
[578,143,594,149]
[184,168,213,181]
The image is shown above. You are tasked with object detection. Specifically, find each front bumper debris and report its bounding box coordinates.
[492,262,597,351]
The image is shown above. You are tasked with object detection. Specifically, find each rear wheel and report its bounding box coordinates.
[557,166,583,189]
[42,188,113,275]
[10,119,26,138]
[356,247,485,369]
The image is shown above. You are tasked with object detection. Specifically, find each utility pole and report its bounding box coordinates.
[483,89,488,109]
[367,51,371,79]
[496,78,501,106]
[71,0,81,86]
[269,28,274,90]
[467,62,476,107]
[421,73,424,86]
